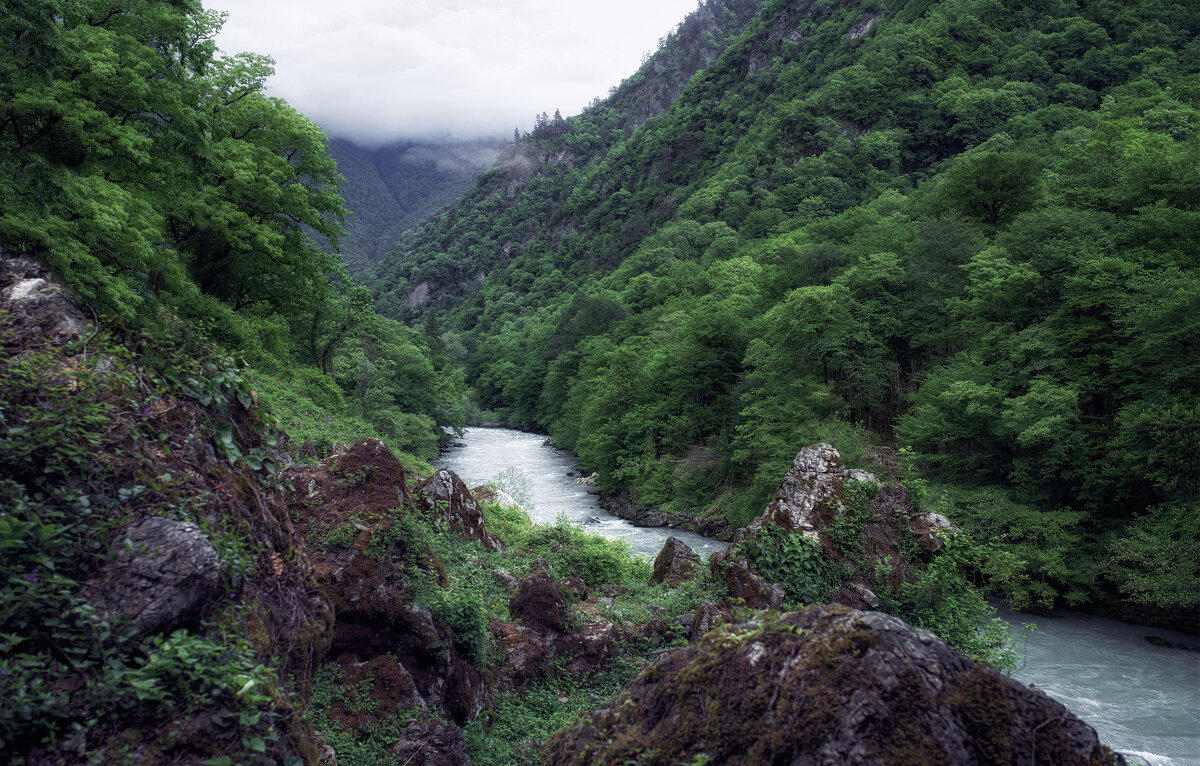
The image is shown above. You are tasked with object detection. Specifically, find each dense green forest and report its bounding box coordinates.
[0,0,464,461]
[370,0,1200,626]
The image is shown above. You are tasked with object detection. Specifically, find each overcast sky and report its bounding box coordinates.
[210,0,700,146]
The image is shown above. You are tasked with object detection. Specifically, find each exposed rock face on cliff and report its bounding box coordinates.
[0,250,90,341]
[544,605,1124,766]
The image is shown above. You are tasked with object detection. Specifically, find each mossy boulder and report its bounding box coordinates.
[543,605,1124,766]
[649,536,700,588]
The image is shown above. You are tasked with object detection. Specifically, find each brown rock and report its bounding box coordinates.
[649,536,700,588]
[690,601,727,641]
[393,719,474,766]
[544,605,1125,766]
[910,510,958,552]
[552,621,619,681]
[715,557,785,609]
[509,571,567,635]
[492,621,549,684]
[285,438,409,533]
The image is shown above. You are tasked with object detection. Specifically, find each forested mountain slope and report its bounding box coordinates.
[328,137,502,275]
[369,0,1200,627]
[370,0,769,318]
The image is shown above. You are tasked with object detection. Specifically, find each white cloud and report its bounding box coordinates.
[210,0,699,145]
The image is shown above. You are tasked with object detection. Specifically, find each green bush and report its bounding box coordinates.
[552,517,648,586]
[878,533,1017,669]
[293,367,346,412]
[426,588,489,663]
[741,526,843,607]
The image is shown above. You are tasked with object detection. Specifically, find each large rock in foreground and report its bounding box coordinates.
[544,605,1123,766]
[88,517,221,637]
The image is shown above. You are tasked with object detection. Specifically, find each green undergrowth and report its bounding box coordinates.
[248,370,432,473]
[463,655,649,766]
[306,461,1019,764]
[306,495,722,766]
[306,665,432,766]
[0,316,308,764]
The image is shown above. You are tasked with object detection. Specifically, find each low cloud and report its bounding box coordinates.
[211,0,699,146]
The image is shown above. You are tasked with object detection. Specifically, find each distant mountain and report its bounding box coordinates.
[329,137,503,274]
[370,0,768,314]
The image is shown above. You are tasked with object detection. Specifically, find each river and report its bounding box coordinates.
[437,426,1200,766]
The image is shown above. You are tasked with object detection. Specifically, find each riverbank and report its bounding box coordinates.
[597,490,734,541]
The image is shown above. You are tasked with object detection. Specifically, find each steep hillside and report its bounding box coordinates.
[329,138,503,275]
[369,0,1200,627]
[369,0,769,319]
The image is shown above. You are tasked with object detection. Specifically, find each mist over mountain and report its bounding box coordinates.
[329,137,503,274]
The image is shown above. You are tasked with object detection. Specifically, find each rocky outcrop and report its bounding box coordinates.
[393,719,475,766]
[87,517,221,637]
[910,509,958,552]
[649,536,700,587]
[288,438,410,523]
[0,250,90,343]
[1,250,334,765]
[744,442,859,539]
[544,605,1125,766]
[418,468,505,551]
[284,443,492,726]
[710,444,923,610]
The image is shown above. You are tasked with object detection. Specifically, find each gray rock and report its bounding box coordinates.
[472,486,521,510]
[491,569,520,591]
[690,601,726,641]
[88,517,221,636]
[0,250,90,344]
[544,605,1125,766]
[417,468,504,551]
[909,511,958,552]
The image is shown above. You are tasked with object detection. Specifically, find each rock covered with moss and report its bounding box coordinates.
[544,605,1124,766]
[418,468,506,551]
[284,441,492,724]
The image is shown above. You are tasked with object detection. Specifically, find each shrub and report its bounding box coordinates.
[426,587,489,663]
[741,526,843,607]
